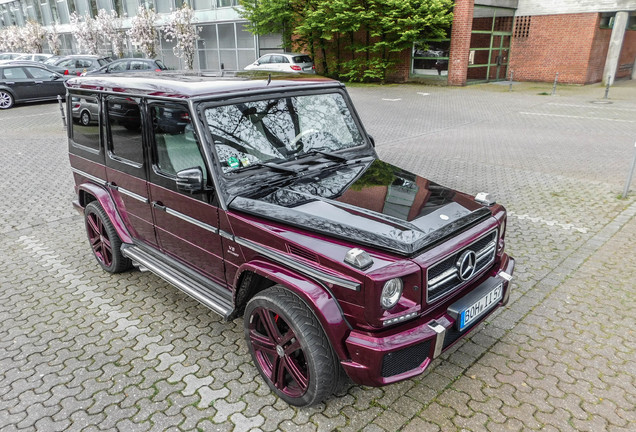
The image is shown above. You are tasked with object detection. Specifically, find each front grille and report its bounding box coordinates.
[426,230,497,303]
[381,340,432,378]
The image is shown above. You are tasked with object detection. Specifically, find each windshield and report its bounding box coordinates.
[204,92,365,174]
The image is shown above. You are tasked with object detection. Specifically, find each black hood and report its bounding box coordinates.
[229,159,492,256]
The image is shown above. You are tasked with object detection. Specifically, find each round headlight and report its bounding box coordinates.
[380,278,403,309]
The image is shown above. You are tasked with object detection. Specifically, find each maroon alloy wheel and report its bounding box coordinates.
[248,306,309,398]
[86,212,113,268]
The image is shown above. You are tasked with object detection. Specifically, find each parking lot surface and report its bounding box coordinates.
[1,80,635,431]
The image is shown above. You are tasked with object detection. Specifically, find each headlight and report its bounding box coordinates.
[380,278,403,309]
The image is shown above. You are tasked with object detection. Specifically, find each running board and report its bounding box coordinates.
[121,244,234,320]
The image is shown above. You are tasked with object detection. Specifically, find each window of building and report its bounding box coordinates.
[196,22,256,72]
[628,12,636,31]
[193,0,212,10]
[600,12,615,29]
[217,0,238,7]
[411,39,450,78]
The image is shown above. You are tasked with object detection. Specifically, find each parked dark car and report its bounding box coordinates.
[84,58,167,75]
[50,55,112,76]
[4,60,67,75]
[0,64,67,109]
[66,74,514,407]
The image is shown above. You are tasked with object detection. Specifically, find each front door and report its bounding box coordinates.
[147,101,226,285]
[104,96,158,248]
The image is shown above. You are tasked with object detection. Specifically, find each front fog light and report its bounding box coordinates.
[380,278,403,309]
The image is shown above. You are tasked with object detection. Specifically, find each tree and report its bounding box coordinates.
[70,12,101,55]
[240,0,454,82]
[127,6,159,59]
[96,9,126,59]
[22,20,47,53]
[47,24,62,56]
[163,4,200,69]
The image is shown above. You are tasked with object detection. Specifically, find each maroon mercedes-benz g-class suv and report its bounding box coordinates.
[66,73,514,407]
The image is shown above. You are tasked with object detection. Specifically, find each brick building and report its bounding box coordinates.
[412,0,636,85]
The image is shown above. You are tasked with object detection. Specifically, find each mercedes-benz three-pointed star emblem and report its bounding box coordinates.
[456,250,477,281]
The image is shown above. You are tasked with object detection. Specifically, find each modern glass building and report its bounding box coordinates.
[0,0,283,71]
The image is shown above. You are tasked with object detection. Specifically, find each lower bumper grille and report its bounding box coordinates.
[381,340,432,378]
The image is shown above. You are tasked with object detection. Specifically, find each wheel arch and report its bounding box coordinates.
[233,259,352,362]
[77,182,133,244]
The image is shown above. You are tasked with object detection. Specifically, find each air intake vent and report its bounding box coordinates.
[288,244,319,263]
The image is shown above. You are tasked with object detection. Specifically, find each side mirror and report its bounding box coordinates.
[176,167,204,193]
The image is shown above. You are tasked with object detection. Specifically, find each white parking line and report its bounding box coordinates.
[547,103,636,111]
[509,212,588,233]
[382,98,402,101]
[519,112,635,123]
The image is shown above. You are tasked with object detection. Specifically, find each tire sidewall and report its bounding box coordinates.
[80,111,91,126]
[244,288,336,407]
[84,201,130,273]
[0,90,14,109]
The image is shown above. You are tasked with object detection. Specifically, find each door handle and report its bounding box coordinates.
[152,201,166,211]
[34,80,43,84]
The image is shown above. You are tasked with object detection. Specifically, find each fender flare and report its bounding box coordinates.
[78,182,133,244]
[236,259,352,361]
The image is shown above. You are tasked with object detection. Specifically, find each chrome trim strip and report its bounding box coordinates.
[235,237,361,292]
[165,208,219,234]
[428,321,446,358]
[476,242,496,259]
[219,230,234,241]
[117,187,149,204]
[71,168,106,186]
[428,268,457,287]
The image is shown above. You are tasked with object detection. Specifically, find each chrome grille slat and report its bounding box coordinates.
[426,230,498,303]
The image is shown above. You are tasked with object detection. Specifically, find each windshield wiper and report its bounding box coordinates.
[297,149,347,162]
[233,160,301,174]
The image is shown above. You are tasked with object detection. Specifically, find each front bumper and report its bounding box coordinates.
[341,254,515,386]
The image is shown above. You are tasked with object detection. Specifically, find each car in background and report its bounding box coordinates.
[14,53,55,63]
[49,55,112,76]
[0,52,25,64]
[84,58,167,75]
[4,60,67,75]
[244,53,315,74]
[71,95,99,126]
[0,63,67,109]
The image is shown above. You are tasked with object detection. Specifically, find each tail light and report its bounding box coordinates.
[290,65,301,71]
[180,112,190,122]
[312,65,315,70]
[64,70,69,75]
[155,69,162,72]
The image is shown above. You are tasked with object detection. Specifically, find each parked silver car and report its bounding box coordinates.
[244,53,315,74]
[71,95,99,125]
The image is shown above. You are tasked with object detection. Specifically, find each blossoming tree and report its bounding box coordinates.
[163,4,200,69]
[127,6,159,59]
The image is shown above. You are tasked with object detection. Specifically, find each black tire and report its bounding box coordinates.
[84,201,132,273]
[80,110,91,126]
[244,286,340,407]
[0,90,14,109]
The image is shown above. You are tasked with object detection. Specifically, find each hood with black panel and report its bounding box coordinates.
[228,158,496,257]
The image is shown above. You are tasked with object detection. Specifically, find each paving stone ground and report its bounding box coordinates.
[0,79,635,431]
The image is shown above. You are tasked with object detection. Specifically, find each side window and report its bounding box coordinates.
[25,67,56,79]
[108,62,127,72]
[130,61,150,70]
[151,103,207,182]
[106,97,143,165]
[77,59,92,68]
[71,94,100,150]
[2,67,28,79]
[259,55,271,64]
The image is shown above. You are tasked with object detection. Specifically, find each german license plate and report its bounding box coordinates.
[459,283,502,330]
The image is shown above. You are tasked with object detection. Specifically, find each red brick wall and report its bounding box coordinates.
[509,13,600,84]
[448,0,475,86]
[586,20,612,83]
[617,30,636,79]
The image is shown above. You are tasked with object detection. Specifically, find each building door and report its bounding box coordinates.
[467,6,514,83]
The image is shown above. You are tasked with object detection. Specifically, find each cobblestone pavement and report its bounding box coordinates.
[1,79,635,431]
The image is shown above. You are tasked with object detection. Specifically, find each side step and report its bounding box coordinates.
[121,244,234,320]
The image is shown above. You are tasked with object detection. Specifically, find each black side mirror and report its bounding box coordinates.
[176,167,204,193]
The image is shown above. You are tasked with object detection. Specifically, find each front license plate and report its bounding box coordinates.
[459,283,502,330]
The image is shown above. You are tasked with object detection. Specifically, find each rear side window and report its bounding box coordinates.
[130,61,150,70]
[71,95,100,150]
[108,62,127,72]
[26,67,56,79]
[106,97,143,165]
[293,56,312,63]
[77,59,92,68]
[2,67,28,79]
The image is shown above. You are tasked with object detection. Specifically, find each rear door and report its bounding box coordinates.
[146,100,225,283]
[24,66,64,98]
[103,96,158,247]
[1,67,34,100]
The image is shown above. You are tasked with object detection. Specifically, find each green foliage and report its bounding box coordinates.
[239,0,454,82]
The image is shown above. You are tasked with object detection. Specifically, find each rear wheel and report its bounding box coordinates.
[0,90,14,109]
[80,111,91,126]
[244,286,340,407]
[84,201,131,273]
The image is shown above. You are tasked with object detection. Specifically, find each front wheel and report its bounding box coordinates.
[0,90,14,109]
[80,111,91,126]
[84,201,131,273]
[244,286,340,407]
